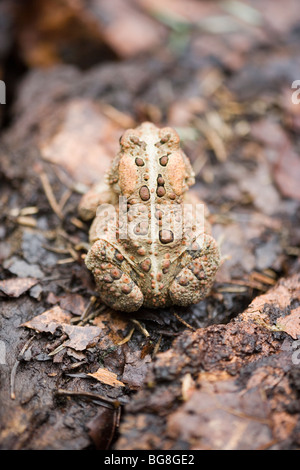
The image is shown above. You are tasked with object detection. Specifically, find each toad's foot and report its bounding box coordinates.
[85,239,144,312]
[169,234,220,306]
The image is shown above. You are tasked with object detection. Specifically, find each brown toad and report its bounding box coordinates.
[79,122,220,312]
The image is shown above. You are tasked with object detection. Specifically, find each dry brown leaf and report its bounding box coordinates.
[46,292,88,316]
[276,307,300,339]
[251,118,300,201]
[245,283,293,319]
[39,99,122,185]
[0,277,38,297]
[274,147,300,201]
[88,367,125,387]
[21,306,72,334]
[122,351,152,390]
[93,0,166,58]
[166,379,272,450]
[22,306,101,350]
[59,294,88,316]
[93,311,129,344]
[62,324,101,351]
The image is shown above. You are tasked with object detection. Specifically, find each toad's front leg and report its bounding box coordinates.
[85,239,144,312]
[169,233,220,307]
[78,180,118,221]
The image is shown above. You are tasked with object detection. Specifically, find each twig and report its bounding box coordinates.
[99,103,136,129]
[56,257,75,264]
[16,216,37,228]
[216,278,270,292]
[58,189,72,213]
[115,405,122,428]
[70,217,87,230]
[75,297,101,325]
[250,271,277,286]
[20,206,39,216]
[68,245,79,261]
[156,329,180,337]
[48,343,67,357]
[130,319,150,337]
[55,388,125,408]
[217,286,248,293]
[257,439,280,451]
[42,244,70,254]
[75,242,90,252]
[39,171,63,219]
[172,310,196,331]
[10,335,36,400]
[196,118,227,162]
[41,275,73,282]
[117,327,135,346]
[80,307,106,325]
[192,154,208,178]
[152,333,162,357]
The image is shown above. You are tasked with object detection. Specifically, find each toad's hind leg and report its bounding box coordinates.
[85,239,144,312]
[169,234,220,307]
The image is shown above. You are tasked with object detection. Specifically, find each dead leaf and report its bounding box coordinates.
[47,292,88,316]
[239,162,281,216]
[88,367,125,387]
[251,118,288,149]
[93,0,166,58]
[0,277,38,297]
[22,306,101,350]
[246,283,295,318]
[59,294,88,316]
[21,306,72,334]
[277,307,300,339]
[273,146,300,200]
[39,99,122,185]
[62,324,101,351]
[249,0,300,34]
[93,311,129,344]
[87,408,117,449]
[122,351,152,390]
[251,118,300,201]
[3,256,44,279]
[166,379,272,450]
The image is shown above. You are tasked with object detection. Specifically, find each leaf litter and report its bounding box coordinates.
[1,0,300,451]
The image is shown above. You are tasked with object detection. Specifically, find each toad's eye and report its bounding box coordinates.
[120,130,142,149]
[159,127,180,148]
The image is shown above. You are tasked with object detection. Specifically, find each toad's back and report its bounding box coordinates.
[80,122,220,311]
[108,122,195,206]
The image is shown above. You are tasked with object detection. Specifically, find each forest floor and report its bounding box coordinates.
[0,0,300,450]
